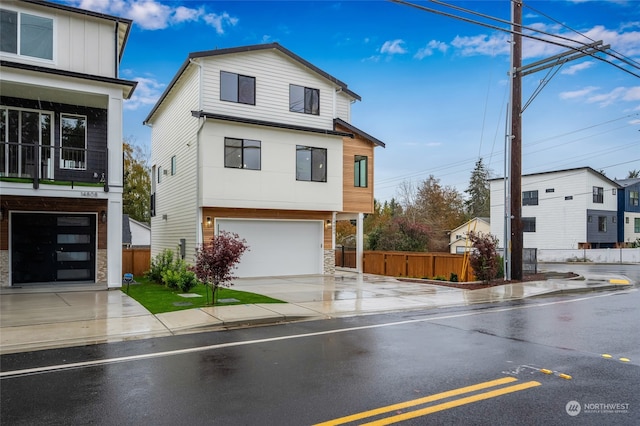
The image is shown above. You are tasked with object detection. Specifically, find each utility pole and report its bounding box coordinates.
[510,0,523,281]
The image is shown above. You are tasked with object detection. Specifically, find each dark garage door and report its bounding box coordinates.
[11,213,96,285]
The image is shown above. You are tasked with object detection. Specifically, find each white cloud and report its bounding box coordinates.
[450,33,510,57]
[560,61,595,75]
[203,12,238,35]
[558,86,599,100]
[127,1,172,30]
[587,87,629,107]
[414,40,448,60]
[125,77,165,110]
[172,6,203,24]
[380,39,407,55]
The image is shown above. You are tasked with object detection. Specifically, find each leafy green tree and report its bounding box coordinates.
[123,139,150,223]
[465,158,491,218]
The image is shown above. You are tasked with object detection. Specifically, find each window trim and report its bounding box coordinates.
[224,137,261,170]
[289,84,320,115]
[354,155,368,188]
[220,71,256,105]
[593,186,604,203]
[522,190,538,206]
[60,113,87,170]
[0,7,54,62]
[296,145,327,182]
[630,190,639,207]
[522,217,536,232]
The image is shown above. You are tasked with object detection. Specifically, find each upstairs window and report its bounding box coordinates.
[630,190,639,207]
[354,155,367,187]
[290,84,319,115]
[0,9,53,60]
[171,156,176,175]
[593,186,604,203]
[60,114,86,170]
[296,145,326,182]
[522,190,538,206]
[224,138,261,170]
[220,71,255,105]
[522,217,536,232]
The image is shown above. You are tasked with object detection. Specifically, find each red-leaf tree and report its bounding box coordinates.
[192,231,249,305]
[467,230,499,284]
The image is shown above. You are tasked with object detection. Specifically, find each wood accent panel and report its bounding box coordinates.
[339,129,375,214]
[0,196,108,250]
[202,207,332,248]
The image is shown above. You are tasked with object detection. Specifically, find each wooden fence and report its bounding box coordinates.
[122,247,151,277]
[361,251,474,281]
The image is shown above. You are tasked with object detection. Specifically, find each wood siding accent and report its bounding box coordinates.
[340,130,374,214]
[202,207,332,250]
[0,195,108,250]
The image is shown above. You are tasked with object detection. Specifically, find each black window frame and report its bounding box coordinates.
[598,216,606,232]
[224,137,261,170]
[0,8,53,60]
[522,217,536,232]
[289,84,320,115]
[220,71,256,105]
[354,155,367,188]
[593,186,604,203]
[296,145,327,182]
[522,190,538,206]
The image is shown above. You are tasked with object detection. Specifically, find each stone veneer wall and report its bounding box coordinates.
[0,250,8,287]
[97,249,108,284]
[323,250,335,275]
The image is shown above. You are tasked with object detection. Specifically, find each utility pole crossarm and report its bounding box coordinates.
[520,41,610,77]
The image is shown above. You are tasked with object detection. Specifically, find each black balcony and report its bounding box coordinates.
[0,141,108,190]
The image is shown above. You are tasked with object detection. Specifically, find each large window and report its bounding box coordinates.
[522,190,538,206]
[522,217,536,232]
[296,145,326,182]
[289,85,319,115]
[635,218,640,233]
[598,216,606,232]
[220,71,255,105]
[0,9,53,60]
[630,190,639,207]
[0,107,52,178]
[224,138,261,170]
[354,155,367,187]
[60,114,86,170]
[593,186,604,203]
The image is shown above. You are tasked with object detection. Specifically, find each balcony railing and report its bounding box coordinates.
[0,141,109,190]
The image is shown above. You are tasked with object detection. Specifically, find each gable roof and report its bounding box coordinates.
[144,43,360,125]
[615,177,640,188]
[334,118,386,148]
[489,166,621,188]
[449,217,490,234]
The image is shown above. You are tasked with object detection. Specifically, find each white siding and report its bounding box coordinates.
[200,50,351,129]
[200,120,343,211]
[150,67,200,261]
[623,213,640,244]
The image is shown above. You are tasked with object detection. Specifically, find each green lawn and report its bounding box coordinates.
[122,276,285,314]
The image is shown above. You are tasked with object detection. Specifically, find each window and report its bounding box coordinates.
[630,190,639,207]
[635,218,640,233]
[354,155,367,187]
[545,188,555,193]
[522,190,538,206]
[171,156,176,175]
[626,217,629,224]
[296,145,326,182]
[612,216,616,223]
[290,85,319,115]
[522,217,536,232]
[598,216,606,232]
[224,138,261,170]
[565,196,573,201]
[157,166,162,183]
[0,9,53,60]
[593,186,604,203]
[60,114,86,170]
[220,71,255,105]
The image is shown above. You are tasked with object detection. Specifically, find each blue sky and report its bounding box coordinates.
[63,0,640,201]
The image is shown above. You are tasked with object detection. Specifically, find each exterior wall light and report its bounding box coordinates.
[206,216,212,227]
[100,210,107,223]
[326,219,332,229]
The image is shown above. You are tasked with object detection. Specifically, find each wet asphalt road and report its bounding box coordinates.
[1,288,639,425]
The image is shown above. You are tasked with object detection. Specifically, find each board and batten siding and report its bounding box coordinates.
[199,120,343,212]
[199,50,353,129]
[150,66,200,261]
[341,134,374,214]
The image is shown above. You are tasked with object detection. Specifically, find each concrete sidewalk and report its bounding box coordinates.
[0,271,633,355]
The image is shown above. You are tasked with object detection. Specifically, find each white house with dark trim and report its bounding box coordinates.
[144,43,384,277]
[490,167,621,250]
[0,0,136,288]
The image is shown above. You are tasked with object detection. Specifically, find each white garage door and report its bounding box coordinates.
[216,219,324,277]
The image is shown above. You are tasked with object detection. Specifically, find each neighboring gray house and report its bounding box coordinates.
[616,177,640,246]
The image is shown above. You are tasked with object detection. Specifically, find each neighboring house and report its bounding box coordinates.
[0,0,136,288]
[616,178,640,246]
[144,43,384,277]
[490,167,620,250]
[123,214,151,247]
[448,217,490,254]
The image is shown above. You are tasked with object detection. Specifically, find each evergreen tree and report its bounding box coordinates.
[465,158,491,218]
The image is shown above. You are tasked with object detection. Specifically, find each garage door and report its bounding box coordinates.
[216,219,323,277]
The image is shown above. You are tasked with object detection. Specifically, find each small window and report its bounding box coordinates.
[224,138,261,170]
[612,188,616,195]
[626,217,629,224]
[630,190,639,207]
[523,190,538,206]
[593,186,604,203]
[565,196,573,200]
[612,216,616,223]
[171,156,176,175]
[545,188,555,193]
[354,155,367,187]
[290,84,319,115]
[0,9,53,60]
[598,216,606,232]
[60,114,87,170]
[523,217,536,232]
[220,71,255,105]
[157,167,162,183]
[296,145,326,182]
[588,215,592,223]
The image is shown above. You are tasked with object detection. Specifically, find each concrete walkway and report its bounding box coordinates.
[0,271,633,355]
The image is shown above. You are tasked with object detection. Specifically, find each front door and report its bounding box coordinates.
[11,213,96,285]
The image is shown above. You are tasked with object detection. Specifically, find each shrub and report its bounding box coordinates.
[160,258,200,293]
[468,231,499,283]
[449,273,458,282]
[146,249,175,283]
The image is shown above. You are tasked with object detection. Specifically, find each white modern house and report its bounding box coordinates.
[449,217,490,254]
[490,167,620,250]
[0,0,136,288]
[144,43,384,277]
